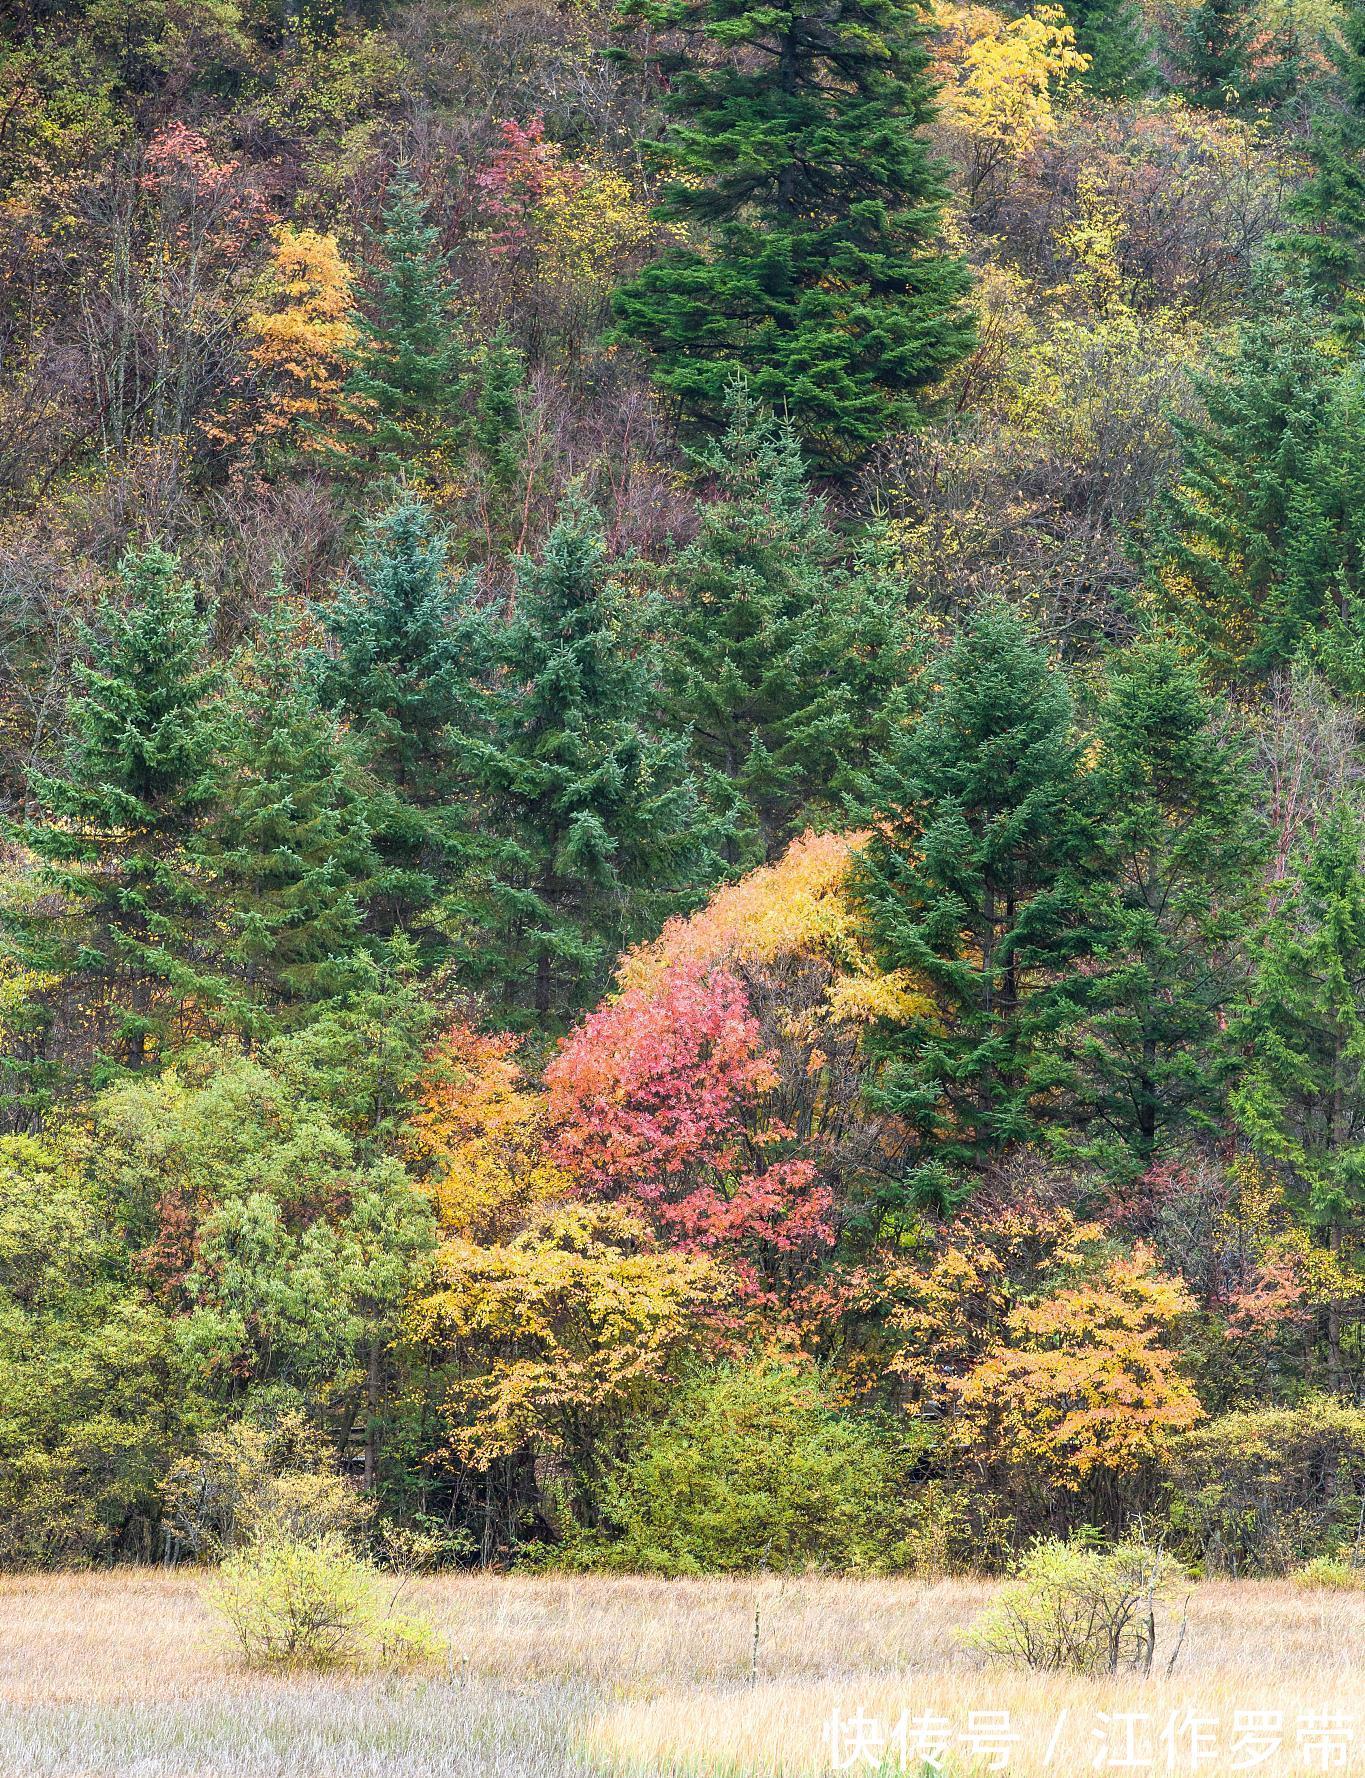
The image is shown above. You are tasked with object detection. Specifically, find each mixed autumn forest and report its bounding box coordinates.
[6,0,1365,1611]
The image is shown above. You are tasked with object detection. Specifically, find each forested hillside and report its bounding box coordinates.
[3,0,1365,1579]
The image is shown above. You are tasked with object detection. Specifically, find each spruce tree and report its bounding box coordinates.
[1171,0,1256,109]
[453,501,713,1022]
[1234,798,1365,1389]
[609,0,975,472]
[329,171,472,484]
[856,601,1095,1210]
[208,601,379,1034]
[4,547,224,1085]
[1068,0,1153,98]
[666,383,914,862]
[1143,307,1362,679]
[1076,639,1267,1167]
[313,495,476,937]
[1278,0,1365,332]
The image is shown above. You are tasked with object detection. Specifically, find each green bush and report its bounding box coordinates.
[966,1536,1182,1675]
[1292,1555,1365,1592]
[209,1533,440,1670]
[1165,1398,1365,1574]
[559,1363,928,1575]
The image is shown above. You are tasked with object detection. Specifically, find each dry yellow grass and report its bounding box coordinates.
[0,1570,1360,1775]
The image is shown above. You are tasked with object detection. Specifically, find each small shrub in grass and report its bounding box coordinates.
[965,1536,1182,1675]
[1292,1555,1365,1591]
[209,1533,440,1670]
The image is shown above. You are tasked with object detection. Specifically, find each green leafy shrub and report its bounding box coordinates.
[209,1533,440,1670]
[558,1363,928,1575]
[1292,1555,1365,1591]
[966,1537,1182,1675]
[1165,1399,1365,1574]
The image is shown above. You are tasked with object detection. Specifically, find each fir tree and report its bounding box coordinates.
[856,601,1096,1210]
[1142,307,1364,679]
[1278,0,1365,332]
[1068,0,1153,98]
[471,330,529,496]
[666,383,914,862]
[453,501,714,1022]
[207,600,379,1034]
[313,495,476,937]
[609,0,975,472]
[1171,0,1257,110]
[4,547,224,1086]
[1234,798,1365,1388]
[329,171,472,484]
[1076,639,1267,1167]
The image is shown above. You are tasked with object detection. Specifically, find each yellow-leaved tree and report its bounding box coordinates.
[934,3,1088,206]
[245,225,356,451]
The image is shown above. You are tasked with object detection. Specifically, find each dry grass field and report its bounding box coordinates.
[0,1569,1361,1776]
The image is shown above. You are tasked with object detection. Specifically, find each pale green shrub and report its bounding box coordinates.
[209,1533,440,1670]
[966,1536,1182,1675]
[1292,1555,1365,1592]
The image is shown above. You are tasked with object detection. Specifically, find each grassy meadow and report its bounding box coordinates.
[1,1571,1362,1777]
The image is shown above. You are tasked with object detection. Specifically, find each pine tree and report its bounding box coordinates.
[1278,0,1365,332]
[856,601,1096,1209]
[453,501,714,1023]
[328,171,472,485]
[313,495,476,937]
[666,383,914,862]
[1234,798,1365,1389]
[1076,639,1267,1167]
[1143,307,1362,679]
[609,0,975,472]
[4,547,224,1086]
[207,599,379,1034]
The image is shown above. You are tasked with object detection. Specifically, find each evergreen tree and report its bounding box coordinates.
[857,601,1095,1210]
[1234,798,1365,1389]
[329,171,472,484]
[1142,308,1365,680]
[1076,639,1267,1167]
[1068,0,1153,98]
[666,385,914,863]
[4,547,224,1087]
[207,600,379,1034]
[453,501,714,1022]
[470,330,529,496]
[1170,0,1256,110]
[609,0,975,472]
[1278,0,1365,332]
[313,495,476,938]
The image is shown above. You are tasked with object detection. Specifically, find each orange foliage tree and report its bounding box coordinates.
[404,1020,567,1242]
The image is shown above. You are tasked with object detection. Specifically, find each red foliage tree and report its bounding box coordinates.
[544,964,835,1312]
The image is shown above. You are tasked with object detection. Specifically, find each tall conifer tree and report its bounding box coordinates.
[609,0,974,471]
[453,502,713,1022]
[313,496,476,938]
[208,602,379,1033]
[857,601,1095,1209]
[4,547,224,1084]
[329,171,472,484]
[1077,640,1267,1166]
[1235,799,1365,1388]
[666,384,914,862]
